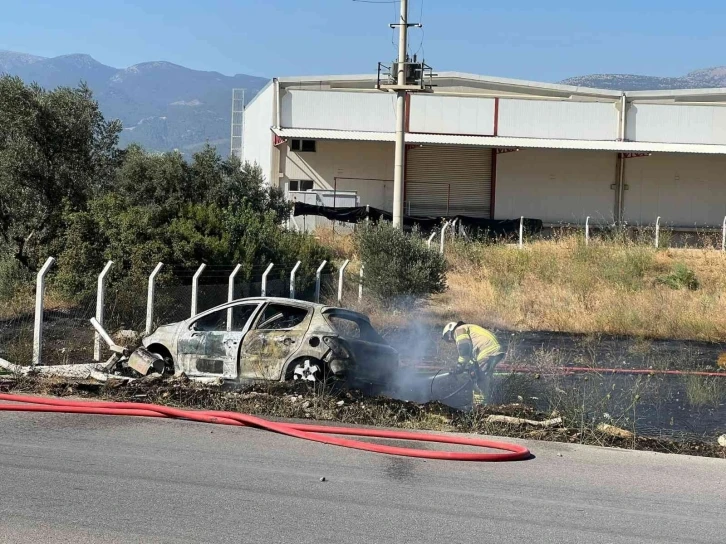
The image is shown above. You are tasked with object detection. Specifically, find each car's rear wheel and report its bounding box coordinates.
[287,358,326,383]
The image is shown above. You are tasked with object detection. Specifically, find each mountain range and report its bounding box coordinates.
[4,49,726,155]
[0,50,268,157]
[560,67,726,91]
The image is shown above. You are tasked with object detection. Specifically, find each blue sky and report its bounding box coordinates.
[1,0,724,81]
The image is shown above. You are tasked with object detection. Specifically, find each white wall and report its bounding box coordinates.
[281,90,396,132]
[626,104,726,145]
[242,83,274,185]
[498,99,618,140]
[495,149,616,223]
[282,140,395,211]
[409,94,495,135]
[623,153,726,227]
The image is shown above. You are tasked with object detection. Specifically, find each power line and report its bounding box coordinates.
[391,0,399,54]
[352,0,399,3]
[411,0,425,57]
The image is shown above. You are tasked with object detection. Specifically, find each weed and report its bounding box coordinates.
[683,375,726,407]
[657,263,699,291]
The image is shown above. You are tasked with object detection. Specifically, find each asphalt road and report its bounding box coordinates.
[0,410,725,544]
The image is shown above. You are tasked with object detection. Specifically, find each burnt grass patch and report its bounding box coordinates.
[2,375,724,460]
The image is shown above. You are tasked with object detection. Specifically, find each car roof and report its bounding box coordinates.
[189,296,371,322]
[230,296,323,308]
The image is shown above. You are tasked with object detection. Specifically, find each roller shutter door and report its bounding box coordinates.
[406,145,492,217]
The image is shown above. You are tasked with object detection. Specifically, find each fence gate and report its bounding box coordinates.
[406,145,492,218]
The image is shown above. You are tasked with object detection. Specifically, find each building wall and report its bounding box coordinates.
[626,104,726,146]
[623,153,726,227]
[494,149,616,223]
[282,140,395,211]
[409,94,495,135]
[281,89,396,132]
[242,82,274,185]
[498,99,618,141]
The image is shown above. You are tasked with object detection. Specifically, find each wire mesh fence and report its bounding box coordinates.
[0,260,345,369]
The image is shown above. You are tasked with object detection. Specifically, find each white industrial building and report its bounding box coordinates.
[242,72,726,230]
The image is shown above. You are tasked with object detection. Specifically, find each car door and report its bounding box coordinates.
[177,302,262,379]
[238,302,312,380]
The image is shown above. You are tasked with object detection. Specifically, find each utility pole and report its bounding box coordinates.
[392,0,408,229]
[375,0,430,227]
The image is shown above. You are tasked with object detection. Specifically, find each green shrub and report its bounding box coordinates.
[657,263,699,291]
[354,222,446,306]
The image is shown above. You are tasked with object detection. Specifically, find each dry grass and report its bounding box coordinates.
[317,229,726,341]
[439,236,726,341]
[314,227,357,260]
[683,374,726,407]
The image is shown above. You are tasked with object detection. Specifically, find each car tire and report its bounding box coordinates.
[287,358,327,383]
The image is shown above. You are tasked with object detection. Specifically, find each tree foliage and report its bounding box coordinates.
[0,75,122,267]
[0,77,331,306]
[354,222,447,306]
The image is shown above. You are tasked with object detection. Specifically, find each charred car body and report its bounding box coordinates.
[142,297,399,387]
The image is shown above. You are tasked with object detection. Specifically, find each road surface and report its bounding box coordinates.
[0,410,724,543]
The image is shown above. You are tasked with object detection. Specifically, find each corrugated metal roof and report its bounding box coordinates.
[272,128,726,155]
[276,72,726,100]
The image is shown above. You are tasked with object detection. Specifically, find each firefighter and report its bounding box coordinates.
[442,322,504,405]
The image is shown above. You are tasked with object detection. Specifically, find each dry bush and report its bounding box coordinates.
[314,227,356,260]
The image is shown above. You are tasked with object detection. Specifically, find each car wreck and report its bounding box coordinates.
[141,297,400,388]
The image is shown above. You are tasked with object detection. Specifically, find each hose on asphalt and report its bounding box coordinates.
[0,393,530,462]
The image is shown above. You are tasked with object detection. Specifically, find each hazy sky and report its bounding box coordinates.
[1,0,724,81]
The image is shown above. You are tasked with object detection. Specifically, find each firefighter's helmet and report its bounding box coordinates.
[442,322,460,342]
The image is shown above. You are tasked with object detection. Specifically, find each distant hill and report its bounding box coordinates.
[0,50,268,157]
[560,67,726,91]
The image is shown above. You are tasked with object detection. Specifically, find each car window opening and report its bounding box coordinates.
[324,310,384,343]
[257,304,308,330]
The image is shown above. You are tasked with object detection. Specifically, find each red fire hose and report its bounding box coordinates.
[0,393,530,462]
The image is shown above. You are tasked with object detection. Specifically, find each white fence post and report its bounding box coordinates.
[519,216,524,249]
[655,216,661,248]
[315,260,327,303]
[94,260,114,361]
[290,261,301,299]
[427,230,437,248]
[32,257,55,369]
[358,264,364,302]
[722,216,725,252]
[338,259,350,305]
[585,216,590,246]
[439,221,451,254]
[146,262,164,336]
[451,218,458,237]
[261,263,274,297]
[227,264,242,331]
[191,263,206,317]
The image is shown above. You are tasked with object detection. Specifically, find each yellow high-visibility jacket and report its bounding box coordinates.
[454,324,501,365]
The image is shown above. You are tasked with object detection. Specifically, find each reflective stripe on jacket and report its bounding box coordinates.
[454,325,501,365]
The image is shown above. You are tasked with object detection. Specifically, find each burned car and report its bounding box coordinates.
[142,297,399,386]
